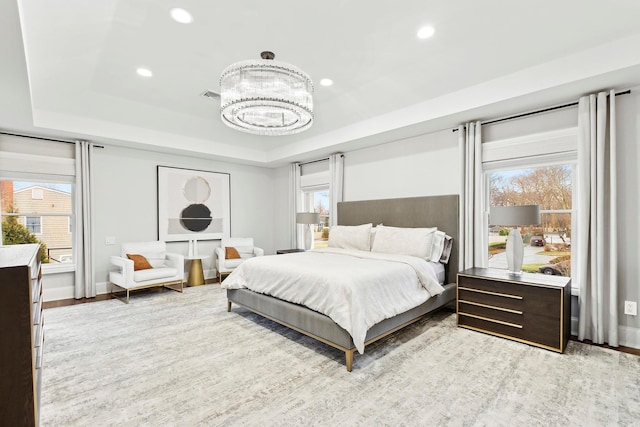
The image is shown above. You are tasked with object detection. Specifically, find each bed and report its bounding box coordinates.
[223,195,459,371]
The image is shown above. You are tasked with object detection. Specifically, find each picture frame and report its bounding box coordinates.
[157,166,231,242]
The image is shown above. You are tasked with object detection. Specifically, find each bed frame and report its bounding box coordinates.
[226,194,460,371]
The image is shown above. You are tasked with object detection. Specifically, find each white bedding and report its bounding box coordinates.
[221,247,445,354]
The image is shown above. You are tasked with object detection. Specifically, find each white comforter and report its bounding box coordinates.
[221,247,444,354]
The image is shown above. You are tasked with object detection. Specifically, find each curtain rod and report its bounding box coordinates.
[0,130,104,148]
[452,89,631,132]
[298,153,344,166]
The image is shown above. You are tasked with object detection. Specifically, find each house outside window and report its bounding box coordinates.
[1,181,74,264]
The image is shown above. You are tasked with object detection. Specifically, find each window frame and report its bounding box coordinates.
[481,128,578,294]
[25,215,42,234]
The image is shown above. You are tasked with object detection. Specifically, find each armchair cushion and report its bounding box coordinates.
[126,253,153,271]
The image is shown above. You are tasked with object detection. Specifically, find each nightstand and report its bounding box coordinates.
[457,267,571,352]
[276,249,305,254]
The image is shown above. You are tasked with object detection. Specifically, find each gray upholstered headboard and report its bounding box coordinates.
[337,195,459,285]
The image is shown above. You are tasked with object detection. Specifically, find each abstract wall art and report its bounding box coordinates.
[157,166,231,241]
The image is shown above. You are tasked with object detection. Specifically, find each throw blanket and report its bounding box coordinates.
[221,248,444,353]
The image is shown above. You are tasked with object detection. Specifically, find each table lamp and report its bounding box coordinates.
[296,212,320,250]
[489,205,541,275]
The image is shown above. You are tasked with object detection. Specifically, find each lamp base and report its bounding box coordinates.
[505,227,524,275]
[303,224,314,250]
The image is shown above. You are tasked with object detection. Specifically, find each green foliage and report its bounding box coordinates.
[498,228,510,236]
[321,228,329,239]
[2,216,49,263]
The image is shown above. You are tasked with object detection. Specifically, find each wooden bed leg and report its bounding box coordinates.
[227,300,232,312]
[345,350,354,372]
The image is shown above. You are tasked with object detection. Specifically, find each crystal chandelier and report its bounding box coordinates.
[220,51,314,136]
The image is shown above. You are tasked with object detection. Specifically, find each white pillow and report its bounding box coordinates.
[328,224,372,251]
[371,225,437,259]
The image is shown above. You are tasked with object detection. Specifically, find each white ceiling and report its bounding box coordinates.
[2,0,640,167]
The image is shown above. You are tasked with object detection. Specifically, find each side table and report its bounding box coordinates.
[185,256,209,286]
[276,249,305,255]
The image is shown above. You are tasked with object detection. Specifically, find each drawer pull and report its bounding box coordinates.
[459,286,523,300]
[459,299,523,315]
[459,312,523,329]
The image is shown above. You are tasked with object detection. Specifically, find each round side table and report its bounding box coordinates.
[185,255,209,286]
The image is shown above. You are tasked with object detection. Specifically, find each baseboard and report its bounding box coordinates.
[571,316,639,350]
[619,325,640,349]
[43,286,75,302]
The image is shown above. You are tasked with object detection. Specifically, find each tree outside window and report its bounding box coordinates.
[488,165,573,277]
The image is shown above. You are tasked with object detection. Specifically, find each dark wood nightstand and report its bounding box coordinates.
[276,249,305,254]
[457,267,571,353]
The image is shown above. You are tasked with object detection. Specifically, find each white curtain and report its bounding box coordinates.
[288,163,304,249]
[74,141,95,298]
[458,122,485,271]
[577,90,618,346]
[329,153,344,227]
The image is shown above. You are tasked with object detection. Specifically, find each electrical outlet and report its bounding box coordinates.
[105,236,116,245]
[624,301,637,316]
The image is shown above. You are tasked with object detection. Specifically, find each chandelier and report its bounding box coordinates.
[220,51,314,136]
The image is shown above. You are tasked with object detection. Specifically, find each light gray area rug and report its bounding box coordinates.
[41,285,639,426]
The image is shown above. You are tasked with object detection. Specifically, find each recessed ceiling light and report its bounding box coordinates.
[170,8,193,24]
[320,78,333,87]
[417,26,435,39]
[136,68,153,77]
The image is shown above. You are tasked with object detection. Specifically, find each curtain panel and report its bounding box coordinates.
[288,163,303,249]
[576,90,618,346]
[74,141,96,299]
[458,122,485,271]
[329,153,344,227]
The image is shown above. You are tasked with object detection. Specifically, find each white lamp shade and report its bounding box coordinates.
[489,205,540,226]
[296,212,320,225]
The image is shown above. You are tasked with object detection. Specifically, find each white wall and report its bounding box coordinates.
[45,144,281,300]
[615,90,640,342]
[344,129,459,201]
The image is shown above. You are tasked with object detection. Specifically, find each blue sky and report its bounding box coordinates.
[13,181,72,193]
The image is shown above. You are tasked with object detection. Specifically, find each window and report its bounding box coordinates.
[1,180,74,264]
[487,165,574,277]
[25,216,42,234]
[303,188,330,249]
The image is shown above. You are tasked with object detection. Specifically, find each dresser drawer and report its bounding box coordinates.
[457,268,571,353]
[458,276,561,319]
[458,311,562,350]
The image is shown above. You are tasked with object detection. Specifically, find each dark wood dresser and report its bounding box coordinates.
[457,267,571,352]
[0,244,43,426]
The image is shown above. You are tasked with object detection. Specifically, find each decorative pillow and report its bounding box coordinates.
[126,253,153,271]
[371,225,437,259]
[225,246,241,259]
[328,223,372,251]
[439,235,453,264]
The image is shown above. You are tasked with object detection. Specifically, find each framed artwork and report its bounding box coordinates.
[157,166,231,241]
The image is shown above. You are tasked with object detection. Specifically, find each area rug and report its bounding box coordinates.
[40,285,640,426]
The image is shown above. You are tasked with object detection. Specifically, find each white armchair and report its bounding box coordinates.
[110,241,184,303]
[215,237,264,283]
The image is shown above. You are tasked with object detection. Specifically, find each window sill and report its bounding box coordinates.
[42,263,75,275]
